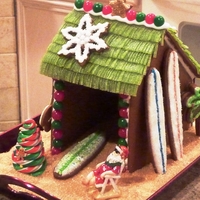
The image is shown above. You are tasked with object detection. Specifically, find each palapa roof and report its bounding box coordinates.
[40,6,200,96]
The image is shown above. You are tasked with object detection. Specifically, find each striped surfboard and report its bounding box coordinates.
[54,131,106,179]
[146,68,167,174]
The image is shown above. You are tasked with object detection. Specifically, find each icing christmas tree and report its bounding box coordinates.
[12,119,46,176]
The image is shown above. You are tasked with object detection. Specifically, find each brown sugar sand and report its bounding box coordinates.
[0,126,200,200]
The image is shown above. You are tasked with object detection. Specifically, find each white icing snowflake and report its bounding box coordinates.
[58,14,109,66]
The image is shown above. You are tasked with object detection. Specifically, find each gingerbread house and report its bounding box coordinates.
[39,0,200,174]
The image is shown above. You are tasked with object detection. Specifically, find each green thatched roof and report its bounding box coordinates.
[40,10,166,96]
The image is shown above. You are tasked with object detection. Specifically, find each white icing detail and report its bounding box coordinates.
[74,7,176,30]
[58,14,109,64]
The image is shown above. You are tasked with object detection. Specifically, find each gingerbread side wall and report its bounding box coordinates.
[128,44,168,173]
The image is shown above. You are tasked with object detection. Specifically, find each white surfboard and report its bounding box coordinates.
[164,51,183,160]
[146,68,167,174]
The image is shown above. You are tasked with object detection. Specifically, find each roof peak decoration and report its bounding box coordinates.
[74,0,175,30]
[109,0,131,18]
[58,13,109,66]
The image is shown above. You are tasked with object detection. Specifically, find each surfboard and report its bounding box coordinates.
[146,68,167,174]
[164,50,183,160]
[54,131,107,179]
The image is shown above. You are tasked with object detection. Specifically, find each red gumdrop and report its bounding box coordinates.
[145,13,156,24]
[119,108,128,118]
[102,5,112,15]
[83,1,93,12]
[126,9,137,21]
[54,91,65,102]
[52,110,63,120]
[51,147,62,155]
[53,129,63,139]
[118,128,127,138]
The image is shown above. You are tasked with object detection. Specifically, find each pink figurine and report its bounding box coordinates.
[82,145,129,199]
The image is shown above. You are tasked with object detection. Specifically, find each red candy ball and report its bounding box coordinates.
[52,110,63,120]
[83,1,93,12]
[119,108,128,118]
[53,129,63,139]
[145,13,156,24]
[126,9,137,21]
[102,5,112,15]
[51,147,62,155]
[54,91,65,102]
[118,128,127,138]
[119,94,129,99]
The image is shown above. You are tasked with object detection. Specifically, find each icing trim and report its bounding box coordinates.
[74,7,176,30]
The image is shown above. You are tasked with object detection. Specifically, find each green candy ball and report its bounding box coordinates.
[118,118,128,128]
[93,3,103,13]
[118,138,128,146]
[136,12,146,22]
[53,139,63,148]
[51,120,62,129]
[118,99,129,108]
[74,0,84,9]
[154,16,165,27]
[54,81,65,91]
[53,101,63,110]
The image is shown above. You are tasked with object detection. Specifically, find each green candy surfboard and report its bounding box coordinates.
[54,131,106,179]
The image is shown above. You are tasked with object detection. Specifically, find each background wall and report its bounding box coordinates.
[142,0,200,28]
[0,0,20,132]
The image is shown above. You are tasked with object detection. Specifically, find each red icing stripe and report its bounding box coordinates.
[20,136,42,147]
[25,145,42,154]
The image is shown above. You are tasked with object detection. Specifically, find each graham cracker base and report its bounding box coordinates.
[0,126,200,200]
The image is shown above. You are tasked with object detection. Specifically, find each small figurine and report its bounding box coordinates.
[12,119,46,176]
[82,145,129,199]
[16,147,25,161]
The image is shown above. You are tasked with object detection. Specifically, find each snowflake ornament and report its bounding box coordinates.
[58,14,110,66]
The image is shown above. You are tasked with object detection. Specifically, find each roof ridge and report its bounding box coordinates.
[74,0,176,30]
